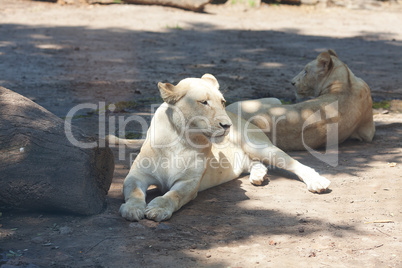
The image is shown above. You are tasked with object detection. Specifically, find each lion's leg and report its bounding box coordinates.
[284,157,331,193]
[145,176,201,222]
[253,146,330,193]
[352,118,375,142]
[241,122,330,193]
[248,161,268,186]
[119,171,154,221]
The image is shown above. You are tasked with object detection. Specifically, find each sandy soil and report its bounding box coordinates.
[0,0,401,267]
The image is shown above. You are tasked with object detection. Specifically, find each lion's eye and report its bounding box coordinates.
[222,100,226,107]
[303,70,308,76]
[199,100,208,105]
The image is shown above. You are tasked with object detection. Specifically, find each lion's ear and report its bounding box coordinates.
[317,52,333,74]
[158,82,183,104]
[328,49,338,58]
[201,73,219,90]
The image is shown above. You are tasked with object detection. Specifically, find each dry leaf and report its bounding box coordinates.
[388,162,397,167]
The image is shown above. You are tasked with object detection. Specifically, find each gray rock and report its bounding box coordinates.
[0,87,114,215]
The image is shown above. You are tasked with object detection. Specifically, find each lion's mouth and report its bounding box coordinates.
[204,130,228,139]
[205,133,224,138]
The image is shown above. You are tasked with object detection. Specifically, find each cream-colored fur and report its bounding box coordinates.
[226,50,375,151]
[113,74,330,222]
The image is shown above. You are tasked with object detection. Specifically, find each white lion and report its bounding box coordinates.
[112,74,330,222]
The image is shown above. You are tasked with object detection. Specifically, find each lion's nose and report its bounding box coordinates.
[219,122,232,131]
[291,81,296,86]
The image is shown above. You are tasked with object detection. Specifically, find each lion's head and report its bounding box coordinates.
[291,49,346,99]
[158,74,232,144]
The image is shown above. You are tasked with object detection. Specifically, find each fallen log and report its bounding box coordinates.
[34,0,211,12]
[104,0,210,11]
[0,86,114,215]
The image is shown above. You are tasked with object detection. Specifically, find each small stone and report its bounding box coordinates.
[157,223,171,230]
[205,252,212,258]
[129,222,146,229]
[90,217,116,228]
[139,219,159,229]
[31,236,45,244]
[298,227,305,233]
[59,226,73,235]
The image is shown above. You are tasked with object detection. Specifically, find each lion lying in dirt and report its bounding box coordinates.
[112,74,330,222]
[226,50,375,151]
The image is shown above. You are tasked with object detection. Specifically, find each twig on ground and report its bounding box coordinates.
[364,220,394,224]
[375,228,392,237]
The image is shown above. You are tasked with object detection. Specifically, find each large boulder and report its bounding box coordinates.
[0,86,114,215]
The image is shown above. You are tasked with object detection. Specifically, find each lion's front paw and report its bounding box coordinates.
[305,175,331,194]
[145,207,173,222]
[249,170,268,186]
[119,202,146,221]
[145,197,174,222]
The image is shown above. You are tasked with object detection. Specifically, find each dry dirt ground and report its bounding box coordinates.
[1,0,402,267]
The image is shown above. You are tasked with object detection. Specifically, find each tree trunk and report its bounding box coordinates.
[0,87,114,215]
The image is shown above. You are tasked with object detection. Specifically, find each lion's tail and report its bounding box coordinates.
[106,134,145,146]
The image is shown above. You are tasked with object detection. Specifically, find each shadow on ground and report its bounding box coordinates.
[1,17,401,267]
[1,23,401,117]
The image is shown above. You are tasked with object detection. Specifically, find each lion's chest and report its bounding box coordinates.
[198,145,250,192]
[148,147,207,190]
